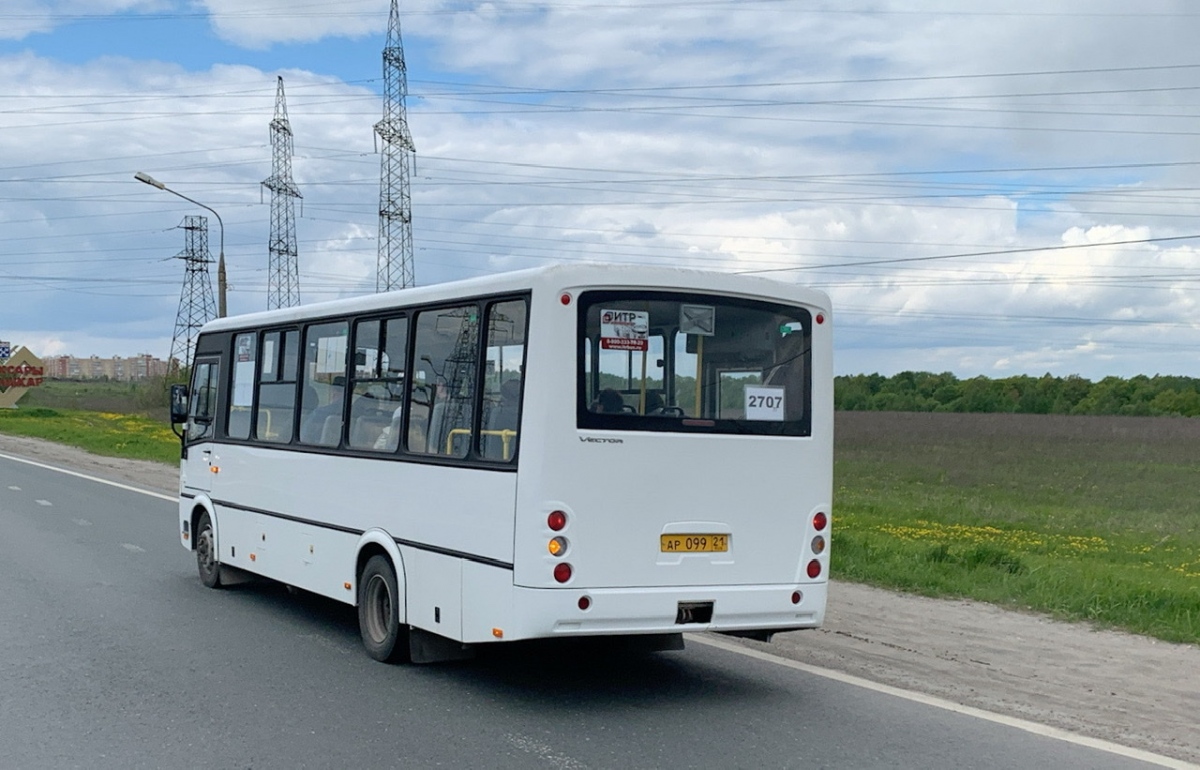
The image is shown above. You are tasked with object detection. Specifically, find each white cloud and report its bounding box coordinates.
[0,0,166,40]
[5,2,1200,379]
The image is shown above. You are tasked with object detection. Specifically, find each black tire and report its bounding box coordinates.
[358,555,410,663]
[195,511,222,589]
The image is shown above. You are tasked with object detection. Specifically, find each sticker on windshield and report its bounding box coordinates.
[680,304,716,336]
[600,309,649,351]
[744,385,785,421]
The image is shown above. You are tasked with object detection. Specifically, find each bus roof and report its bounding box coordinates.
[199,263,830,334]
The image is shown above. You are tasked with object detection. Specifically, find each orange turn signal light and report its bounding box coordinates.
[548,536,568,556]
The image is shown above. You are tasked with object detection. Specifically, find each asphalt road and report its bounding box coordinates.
[0,452,1176,770]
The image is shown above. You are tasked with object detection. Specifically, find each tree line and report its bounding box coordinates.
[836,372,1200,417]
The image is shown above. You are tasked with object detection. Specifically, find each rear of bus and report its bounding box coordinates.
[509,271,832,642]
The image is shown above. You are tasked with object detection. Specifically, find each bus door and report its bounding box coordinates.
[182,356,221,494]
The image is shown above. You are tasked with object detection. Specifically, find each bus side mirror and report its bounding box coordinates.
[170,384,189,425]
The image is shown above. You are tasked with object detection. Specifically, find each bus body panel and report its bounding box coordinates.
[212,503,362,602]
[400,546,464,639]
[505,581,828,639]
[512,274,833,592]
[208,445,518,568]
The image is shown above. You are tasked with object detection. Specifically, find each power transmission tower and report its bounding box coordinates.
[263,75,302,309]
[375,0,416,292]
[169,215,218,373]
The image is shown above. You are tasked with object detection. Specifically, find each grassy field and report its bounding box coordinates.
[3,387,1198,644]
[835,411,1200,645]
[0,407,180,464]
[15,378,174,419]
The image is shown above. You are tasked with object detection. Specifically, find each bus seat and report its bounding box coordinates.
[319,415,342,446]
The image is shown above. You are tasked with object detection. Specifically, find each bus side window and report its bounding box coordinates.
[349,315,408,452]
[255,330,298,443]
[298,321,349,447]
[227,332,256,440]
[188,360,219,442]
[480,299,527,462]
[408,305,479,458]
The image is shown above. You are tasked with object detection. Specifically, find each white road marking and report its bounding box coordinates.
[7,485,19,491]
[72,518,93,527]
[121,543,146,553]
[689,634,1197,770]
[0,452,176,502]
[503,733,589,770]
[36,499,52,506]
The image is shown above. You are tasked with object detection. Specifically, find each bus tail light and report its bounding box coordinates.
[548,536,568,556]
[578,595,591,611]
[548,510,567,531]
[811,535,826,555]
[813,511,828,531]
[791,591,803,605]
[554,563,573,583]
[806,559,821,579]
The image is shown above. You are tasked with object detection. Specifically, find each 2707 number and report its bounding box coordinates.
[747,394,783,409]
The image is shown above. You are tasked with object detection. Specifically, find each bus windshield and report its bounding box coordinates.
[577,290,812,436]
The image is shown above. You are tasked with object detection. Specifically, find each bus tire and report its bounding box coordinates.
[358,555,410,663]
[196,510,222,589]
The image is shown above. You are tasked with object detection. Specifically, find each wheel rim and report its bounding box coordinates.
[364,574,392,643]
[197,522,215,576]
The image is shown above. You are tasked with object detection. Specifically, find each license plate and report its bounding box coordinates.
[660,534,728,553]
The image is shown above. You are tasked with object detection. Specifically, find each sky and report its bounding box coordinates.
[3,0,1200,379]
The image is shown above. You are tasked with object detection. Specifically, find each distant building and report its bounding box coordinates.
[44,354,169,381]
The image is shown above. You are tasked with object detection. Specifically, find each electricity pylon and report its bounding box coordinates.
[263,76,302,309]
[169,215,218,372]
[375,0,416,292]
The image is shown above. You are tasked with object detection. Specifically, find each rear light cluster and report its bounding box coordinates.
[807,510,829,579]
[548,510,572,583]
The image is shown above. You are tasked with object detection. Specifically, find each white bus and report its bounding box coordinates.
[171,264,832,663]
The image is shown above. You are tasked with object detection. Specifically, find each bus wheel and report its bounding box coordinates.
[358,555,410,663]
[196,511,222,589]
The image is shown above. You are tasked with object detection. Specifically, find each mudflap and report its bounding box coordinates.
[217,565,257,587]
[717,629,775,643]
[409,627,476,664]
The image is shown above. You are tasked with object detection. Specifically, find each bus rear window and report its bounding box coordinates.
[577,291,811,436]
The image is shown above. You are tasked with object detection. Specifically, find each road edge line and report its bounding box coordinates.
[0,451,176,503]
[688,633,1197,770]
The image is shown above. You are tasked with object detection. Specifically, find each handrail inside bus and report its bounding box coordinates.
[446,427,517,460]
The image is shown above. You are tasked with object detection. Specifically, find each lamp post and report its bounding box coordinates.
[135,172,227,318]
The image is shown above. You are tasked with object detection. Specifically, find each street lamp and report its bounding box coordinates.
[134,171,227,318]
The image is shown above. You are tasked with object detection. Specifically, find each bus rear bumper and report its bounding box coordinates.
[500,582,827,642]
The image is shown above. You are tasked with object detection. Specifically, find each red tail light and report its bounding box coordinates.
[813,511,828,531]
[548,510,567,531]
[806,559,821,579]
[554,563,573,583]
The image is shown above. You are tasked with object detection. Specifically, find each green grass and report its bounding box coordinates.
[0,407,179,465]
[17,378,175,419]
[834,412,1200,645]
